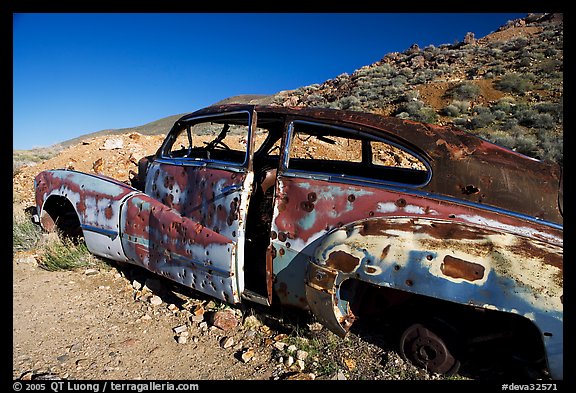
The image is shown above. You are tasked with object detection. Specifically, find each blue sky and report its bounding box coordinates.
[13,13,526,150]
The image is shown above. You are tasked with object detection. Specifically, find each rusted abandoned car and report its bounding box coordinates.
[33,104,563,379]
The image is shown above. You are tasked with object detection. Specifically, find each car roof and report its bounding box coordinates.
[177,104,562,225]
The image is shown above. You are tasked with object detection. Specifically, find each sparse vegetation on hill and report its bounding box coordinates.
[13,13,562,169]
[272,13,563,164]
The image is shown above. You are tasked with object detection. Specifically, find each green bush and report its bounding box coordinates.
[449,82,481,100]
[495,73,533,94]
[39,236,95,271]
[13,213,43,252]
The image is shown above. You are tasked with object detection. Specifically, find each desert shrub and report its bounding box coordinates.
[491,97,516,113]
[495,73,533,93]
[395,100,437,123]
[442,104,461,117]
[516,109,555,129]
[402,90,420,102]
[492,110,507,121]
[534,101,563,121]
[537,129,563,164]
[470,110,496,129]
[39,236,95,271]
[13,210,43,252]
[501,118,519,130]
[336,96,362,111]
[449,82,481,100]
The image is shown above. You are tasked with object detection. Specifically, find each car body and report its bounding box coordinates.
[34,104,563,379]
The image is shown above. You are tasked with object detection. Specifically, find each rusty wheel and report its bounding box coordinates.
[399,322,461,375]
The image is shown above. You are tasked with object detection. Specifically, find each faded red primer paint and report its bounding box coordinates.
[441,255,485,282]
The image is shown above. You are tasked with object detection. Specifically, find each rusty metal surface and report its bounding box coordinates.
[190,104,562,225]
[34,104,563,379]
[34,169,137,261]
[120,192,239,303]
[270,175,562,378]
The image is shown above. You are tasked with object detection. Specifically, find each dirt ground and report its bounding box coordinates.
[13,132,440,382]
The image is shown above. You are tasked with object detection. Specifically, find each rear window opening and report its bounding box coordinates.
[286,121,430,186]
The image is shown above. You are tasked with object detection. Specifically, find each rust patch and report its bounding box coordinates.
[104,205,113,220]
[507,238,563,272]
[380,244,391,260]
[326,251,360,273]
[441,255,485,282]
[365,266,377,274]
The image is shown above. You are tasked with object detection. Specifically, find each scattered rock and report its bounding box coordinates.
[335,370,347,380]
[240,347,255,363]
[177,336,187,344]
[102,138,124,150]
[296,359,305,371]
[284,356,294,368]
[192,305,205,316]
[296,350,308,361]
[167,304,179,313]
[132,280,142,290]
[56,354,69,363]
[84,268,99,276]
[190,313,204,323]
[149,295,162,306]
[173,325,188,334]
[307,322,323,332]
[220,336,234,349]
[211,309,238,331]
[273,341,286,351]
[287,344,297,353]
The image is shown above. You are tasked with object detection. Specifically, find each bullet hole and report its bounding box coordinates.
[395,198,406,207]
[426,255,433,261]
[300,201,314,212]
[307,192,317,202]
[348,194,356,202]
[461,184,480,195]
[405,279,413,286]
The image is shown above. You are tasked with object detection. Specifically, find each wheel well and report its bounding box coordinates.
[40,195,83,238]
[339,278,550,379]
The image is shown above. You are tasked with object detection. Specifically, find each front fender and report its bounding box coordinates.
[35,169,138,261]
[304,215,563,379]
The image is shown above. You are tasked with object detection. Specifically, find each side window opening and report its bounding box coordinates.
[287,121,430,186]
[164,113,251,165]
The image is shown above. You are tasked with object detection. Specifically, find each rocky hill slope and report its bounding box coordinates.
[13,13,563,175]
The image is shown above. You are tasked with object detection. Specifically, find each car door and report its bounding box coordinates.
[120,109,257,303]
